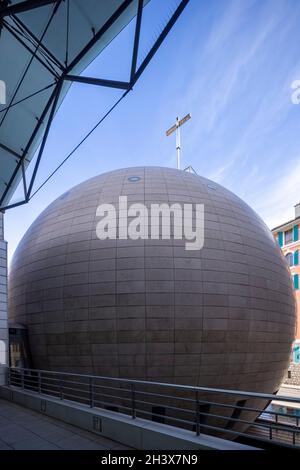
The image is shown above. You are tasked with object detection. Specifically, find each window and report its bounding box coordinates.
[285,229,293,245]
[286,252,294,267]
[293,344,300,364]
[293,274,299,290]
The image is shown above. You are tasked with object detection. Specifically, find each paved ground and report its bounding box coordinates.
[278,385,300,399]
[272,385,300,409]
[0,399,130,450]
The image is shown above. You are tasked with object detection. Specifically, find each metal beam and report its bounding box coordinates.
[65,0,135,74]
[0,1,61,129]
[130,0,143,82]
[11,15,65,72]
[0,0,191,211]
[26,79,63,200]
[0,0,59,17]
[0,142,22,160]
[3,21,59,76]
[2,20,59,77]
[0,199,27,211]
[0,84,59,207]
[21,161,27,199]
[64,75,130,90]
[131,0,190,87]
[0,82,56,114]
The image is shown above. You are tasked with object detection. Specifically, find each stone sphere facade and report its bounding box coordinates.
[9,167,296,393]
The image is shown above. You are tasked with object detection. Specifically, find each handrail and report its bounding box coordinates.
[7,367,300,448]
[8,366,300,405]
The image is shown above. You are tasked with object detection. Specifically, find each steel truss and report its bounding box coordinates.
[0,0,189,211]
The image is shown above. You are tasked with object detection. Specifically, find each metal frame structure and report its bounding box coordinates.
[0,0,189,211]
[8,367,300,448]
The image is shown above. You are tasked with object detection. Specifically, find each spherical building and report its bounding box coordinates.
[9,167,296,395]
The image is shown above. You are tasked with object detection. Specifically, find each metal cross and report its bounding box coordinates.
[166,113,191,170]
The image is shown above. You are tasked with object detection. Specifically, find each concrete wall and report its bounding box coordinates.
[283,362,300,386]
[0,213,8,385]
[0,386,257,450]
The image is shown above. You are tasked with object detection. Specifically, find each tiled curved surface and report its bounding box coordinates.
[9,167,296,394]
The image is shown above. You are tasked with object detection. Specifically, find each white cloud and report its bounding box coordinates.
[251,159,300,229]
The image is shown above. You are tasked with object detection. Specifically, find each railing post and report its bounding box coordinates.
[38,371,42,394]
[59,377,64,400]
[89,377,94,408]
[131,383,136,419]
[8,369,300,447]
[195,391,200,436]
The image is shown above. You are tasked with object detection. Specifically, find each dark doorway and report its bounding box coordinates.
[9,323,32,369]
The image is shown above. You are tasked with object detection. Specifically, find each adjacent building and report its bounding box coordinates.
[0,213,8,385]
[272,204,300,383]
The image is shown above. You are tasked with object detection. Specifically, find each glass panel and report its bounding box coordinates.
[285,229,293,245]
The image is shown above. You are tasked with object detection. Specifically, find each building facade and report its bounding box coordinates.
[272,204,300,384]
[0,212,8,385]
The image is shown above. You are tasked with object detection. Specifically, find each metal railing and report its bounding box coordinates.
[6,367,300,448]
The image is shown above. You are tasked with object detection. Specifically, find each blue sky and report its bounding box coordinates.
[5,0,300,262]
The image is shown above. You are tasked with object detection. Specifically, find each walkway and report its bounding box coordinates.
[0,399,130,450]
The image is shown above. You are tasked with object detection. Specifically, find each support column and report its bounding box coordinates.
[0,212,8,385]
